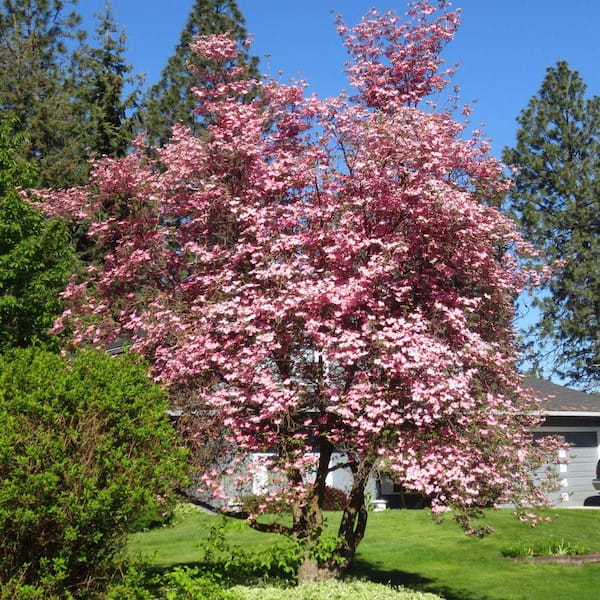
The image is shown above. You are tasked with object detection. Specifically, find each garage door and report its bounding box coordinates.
[539,431,599,507]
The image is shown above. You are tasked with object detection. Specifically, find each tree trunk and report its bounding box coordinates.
[290,437,333,539]
[330,456,374,573]
[297,556,341,583]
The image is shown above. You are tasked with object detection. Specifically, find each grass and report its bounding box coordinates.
[128,505,600,600]
[352,509,600,600]
[129,504,284,567]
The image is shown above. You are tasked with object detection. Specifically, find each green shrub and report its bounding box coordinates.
[105,558,156,600]
[160,567,240,600]
[0,348,188,598]
[198,517,300,584]
[501,538,589,558]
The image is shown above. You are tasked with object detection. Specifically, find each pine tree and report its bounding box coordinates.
[0,0,86,187]
[71,1,143,159]
[503,61,600,392]
[140,0,258,145]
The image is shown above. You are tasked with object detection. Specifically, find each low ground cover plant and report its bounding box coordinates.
[230,580,442,600]
[109,567,441,600]
[501,539,589,558]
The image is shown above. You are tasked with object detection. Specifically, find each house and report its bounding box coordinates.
[204,377,600,512]
[524,377,600,507]
[376,378,600,509]
[104,334,600,509]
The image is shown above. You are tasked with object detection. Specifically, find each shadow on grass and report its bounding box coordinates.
[143,560,204,575]
[349,557,490,600]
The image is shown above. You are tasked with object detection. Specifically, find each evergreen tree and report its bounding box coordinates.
[71,1,143,159]
[140,0,258,145]
[0,0,86,187]
[0,117,74,351]
[503,61,600,392]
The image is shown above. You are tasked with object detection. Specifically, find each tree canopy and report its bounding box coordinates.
[503,61,600,393]
[0,0,87,187]
[70,1,143,160]
[37,2,560,580]
[0,0,143,188]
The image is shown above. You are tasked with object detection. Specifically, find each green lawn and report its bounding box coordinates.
[129,505,600,600]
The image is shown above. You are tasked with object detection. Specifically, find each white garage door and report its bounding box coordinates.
[540,430,599,507]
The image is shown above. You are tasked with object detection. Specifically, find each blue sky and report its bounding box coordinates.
[80,0,600,160]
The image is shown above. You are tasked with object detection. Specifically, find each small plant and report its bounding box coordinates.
[302,535,346,568]
[198,517,300,584]
[106,558,155,600]
[501,539,588,558]
[160,567,240,600]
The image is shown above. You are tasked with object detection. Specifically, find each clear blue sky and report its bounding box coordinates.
[80,0,600,159]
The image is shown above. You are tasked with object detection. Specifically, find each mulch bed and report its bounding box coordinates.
[514,552,600,565]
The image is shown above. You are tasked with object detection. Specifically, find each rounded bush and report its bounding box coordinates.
[0,348,188,598]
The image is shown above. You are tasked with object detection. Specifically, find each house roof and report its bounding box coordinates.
[524,376,600,416]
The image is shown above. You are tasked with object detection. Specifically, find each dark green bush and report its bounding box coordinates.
[0,348,188,598]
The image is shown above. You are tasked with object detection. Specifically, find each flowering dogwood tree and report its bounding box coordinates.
[37,1,560,580]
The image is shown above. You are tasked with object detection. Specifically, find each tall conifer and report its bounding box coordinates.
[71,1,143,160]
[0,0,85,187]
[140,0,258,145]
[503,61,600,392]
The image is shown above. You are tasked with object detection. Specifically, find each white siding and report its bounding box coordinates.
[538,427,600,507]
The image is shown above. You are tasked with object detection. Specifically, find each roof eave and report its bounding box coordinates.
[543,410,600,418]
